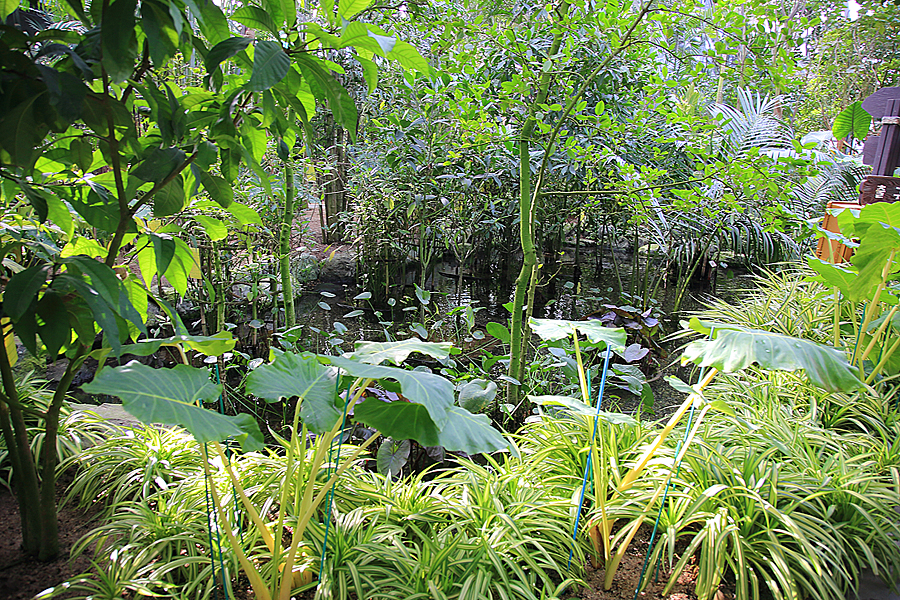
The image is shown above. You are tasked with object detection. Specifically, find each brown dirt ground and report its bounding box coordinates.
[0,472,101,600]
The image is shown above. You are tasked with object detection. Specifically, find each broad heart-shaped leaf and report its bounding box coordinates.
[247,41,289,91]
[245,352,341,433]
[354,397,439,446]
[529,317,627,350]
[528,395,637,425]
[458,379,497,413]
[83,361,264,451]
[832,101,872,141]
[326,356,454,429]
[350,338,453,365]
[436,406,508,454]
[683,320,862,393]
[376,438,409,478]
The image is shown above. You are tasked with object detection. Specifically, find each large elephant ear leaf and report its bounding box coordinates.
[82,361,264,450]
[349,338,453,365]
[244,352,340,433]
[832,100,871,141]
[681,323,862,393]
[326,356,454,428]
[529,317,627,349]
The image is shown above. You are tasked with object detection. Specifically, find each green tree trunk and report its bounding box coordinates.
[280,161,296,329]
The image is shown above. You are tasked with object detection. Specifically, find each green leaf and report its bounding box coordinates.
[485,321,510,343]
[141,0,179,67]
[806,257,863,301]
[529,317,627,349]
[153,175,186,217]
[101,0,138,83]
[457,378,497,413]
[132,147,186,183]
[46,194,74,239]
[832,101,871,141]
[327,356,454,429]
[245,352,341,433]
[69,138,93,173]
[199,171,233,207]
[247,40,290,91]
[0,94,44,167]
[436,406,508,454]
[232,5,279,37]
[682,322,862,393]
[528,395,637,425]
[4,264,48,320]
[226,201,262,225]
[20,183,49,222]
[376,437,409,478]
[1,0,20,20]
[354,398,439,446]
[338,0,372,19]
[414,283,431,305]
[122,331,235,357]
[350,338,453,365]
[386,40,429,73]
[205,36,252,73]
[357,56,378,93]
[194,215,227,241]
[36,290,70,357]
[83,361,264,451]
[295,54,358,141]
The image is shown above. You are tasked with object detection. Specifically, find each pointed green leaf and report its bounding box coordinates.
[485,321,510,343]
[4,264,48,320]
[327,356,454,428]
[83,361,264,451]
[682,323,862,392]
[205,36,252,73]
[232,5,279,38]
[199,170,233,207]
[386,40,429,73]
[248,40,290,91]
[295,54,358,141]
[350,338,453,365]
[357,56,378,93]
[101,0,138,83]
[153,175,186,217]
[194,215,227,241]
[832,101,871,141]
[245,352,341,432]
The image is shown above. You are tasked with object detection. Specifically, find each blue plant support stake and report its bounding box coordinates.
[634,329,714,599]
[568,345,613,571]
[317,379,354,586]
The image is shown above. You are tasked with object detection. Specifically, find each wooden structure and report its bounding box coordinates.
[816,87,900,263]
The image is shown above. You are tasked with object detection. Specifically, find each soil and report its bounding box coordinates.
[0,472,101,600]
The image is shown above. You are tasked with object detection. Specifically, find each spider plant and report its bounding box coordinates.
[63,425,203,513]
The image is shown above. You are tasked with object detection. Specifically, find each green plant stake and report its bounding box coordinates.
[567,346,613,571]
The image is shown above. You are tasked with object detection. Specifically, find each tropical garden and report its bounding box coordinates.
[1,0,899,598]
